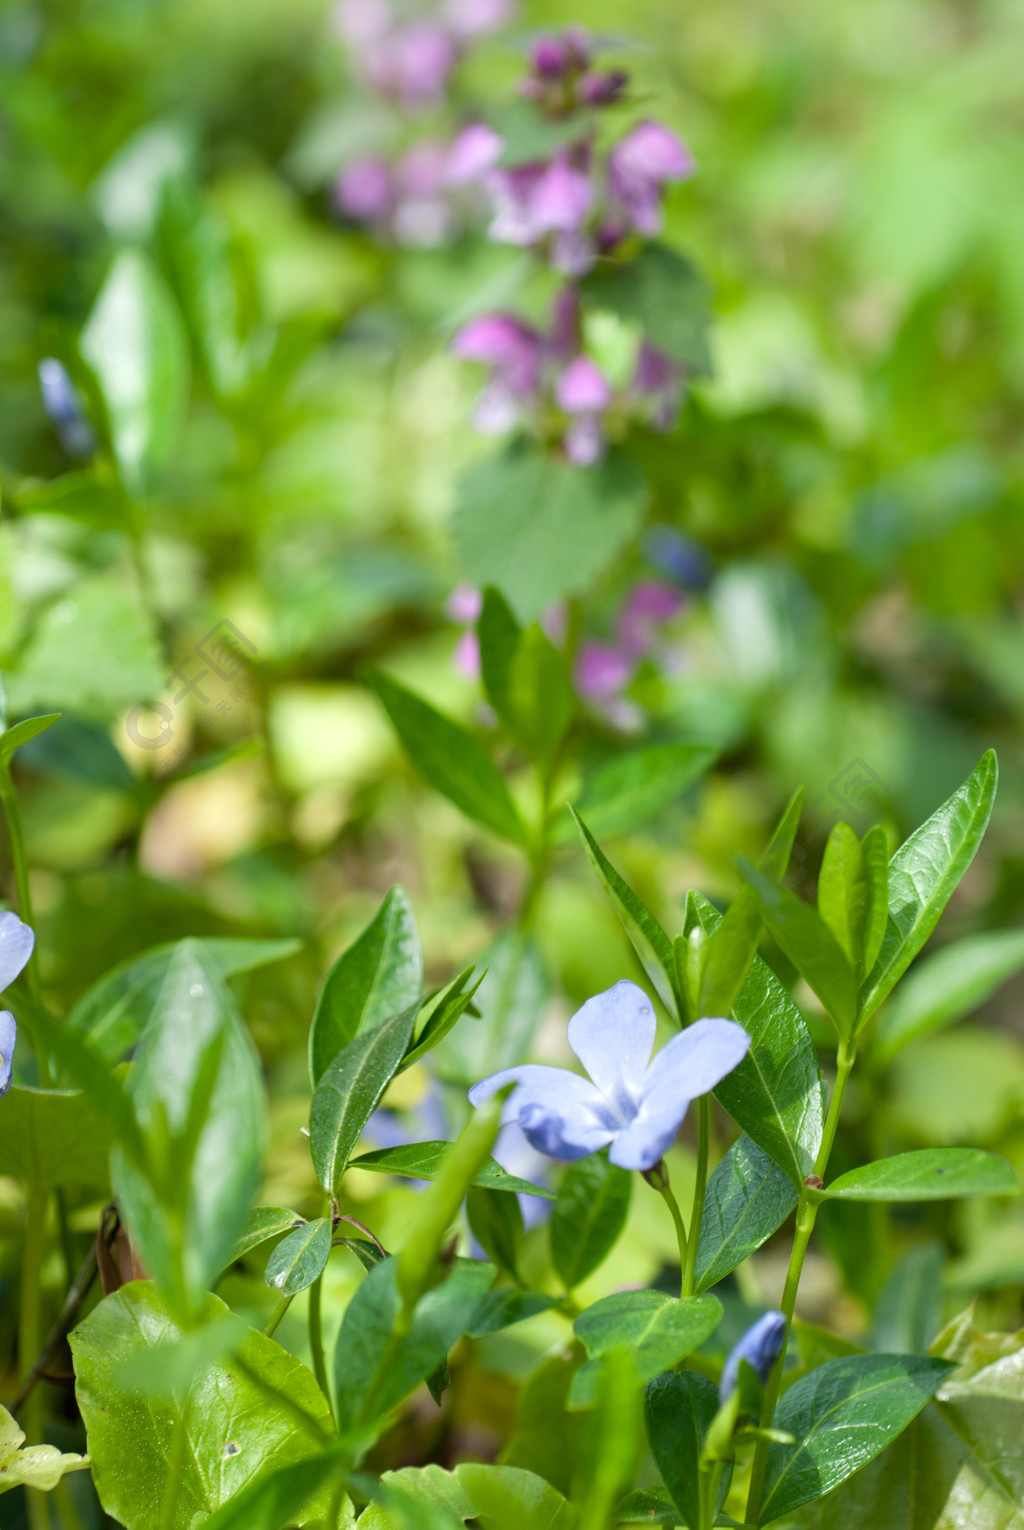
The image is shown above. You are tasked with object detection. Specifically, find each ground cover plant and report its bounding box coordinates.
[2,0,1024,1527]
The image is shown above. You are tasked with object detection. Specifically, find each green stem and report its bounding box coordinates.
[683,1097,711,1297]
[263,1293,294,1338]
[0,762,49,1080]
[308,1272,335,1425]
[700,1460,725,1530]
[653,1177,688,1296]
[160,1411,188,1530]
[20,1185,50,1530]
[744,1036,857,1525]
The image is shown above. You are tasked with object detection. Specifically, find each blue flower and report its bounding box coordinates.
[719,1311,787,1403]
[0,912,35,1098]
[467,979,749,1172]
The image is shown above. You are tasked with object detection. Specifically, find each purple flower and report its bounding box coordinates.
[578,69,627,106]
[608,121,694,236]
[530,35,573,79]
[442,0,514,38]
[556,356,612,414]
[720,1311,787,1403]
[451,313,543,431]
[38,359,94,458]
[446,584,484,623]
[486,153,592,252]
[445,123,504,186]
[616,580,683,659]
[632,341,684,431]
[468,979,749,1171]
[335,157,393,223]
[0,912,35,1098]
[575,641,634,702]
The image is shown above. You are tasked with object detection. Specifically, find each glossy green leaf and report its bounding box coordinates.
[368,670,526,844]
[478,585,522,725]
[197,1447,353,1530]
[454,444,647,621]
[689,892,824,1187]
[644,1370,730,1530]
[818,822,889,982]
[739,858,859,1035]
[558,743,716,845]
[759,1353,954,1523]
[0,712,61,767]
[398,966,484,1073]
[360,1463,578,1530]
[860,751,998,1026]
[873,927,1024,1061]
[467,1187,523,1278]
[332,1256,495,1433]
[694,1134,798,1293]
[551,1151,632,1291]
[349,1140,552,1197]
[71,1283,333,1530]
[309,886,422,1084]
[820,1148,1018,1202]
[616,1488,690,1525]
[68,936,301,1064]
[310,1001,419,1193]
[584,245,713,372]
[572,809,677,1013]
[467,1292,561,1339]
[80,248,190,497]
[265,1217,333,1297]
[571,1290,722,1408]
[227,1207,305,1266]
[0,1085,114,1188]
[111,940,267,1316]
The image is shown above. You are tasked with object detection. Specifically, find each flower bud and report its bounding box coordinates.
[719,1311,787,1403]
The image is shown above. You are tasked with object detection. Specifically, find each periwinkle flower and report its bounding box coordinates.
[0,912,35,1098]
[468,979,749,1171]
[719,1311,787,1404]
[38,359,95,458]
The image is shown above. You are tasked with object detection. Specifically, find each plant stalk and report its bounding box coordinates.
[650,1174,688,1296]
[308,1272,335,1425]
[20,1184,51,1530]
[683,1097,711,1297]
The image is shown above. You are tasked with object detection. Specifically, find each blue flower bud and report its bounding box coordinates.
[38,358,95,458]
[0,1011,16,1097]
[719,1310,787,1403]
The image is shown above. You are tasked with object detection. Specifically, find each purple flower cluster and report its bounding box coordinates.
[451,289,682,465]
[576,579,685,728]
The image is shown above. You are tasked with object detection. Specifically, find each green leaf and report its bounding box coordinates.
[872,1243,945,1355]
[0,713,61,767]
[688,892,824,1188]
[694,1134,798,1293]
[759,1353,955,1524]
[558,743,716,844]
[507,624,576,761]
[228,1207,305,1265]
[738,858,859,1035]
[0,1086,114,1188]
[572,809,677,1013]
[80,248,190,497]
[71,1283,333,1530]
[644,1370,730,1530]
[454,445,648,621]
[68,936,301,1064]
[818,822,889,982]
[616,1488,690,1525]
[111,940,267,1317]
[265,1217,333,1297]
[466,1187,523,1279]
[309,1001,419,1194]
[466,1292,562,1339]
[550,1151,632,1291]
[197,1447,354,1530]
[368,670,526,844]
[15,712,136,790]
[349,1140,552,1198]
[583,245,713,373]
[873,927,1024,1061]
[860,751,999,1026]
[0,1405,89,1494]
[490,99,593,166]
[360,1463,578,1530]
[332,1256,495,1433]
[571,1291,722,1406]
[309,886,422,1084]
[399,966,484,1073]
[478,587,522,726]
[820,1148,1019,1203]
[434,929,546,1083]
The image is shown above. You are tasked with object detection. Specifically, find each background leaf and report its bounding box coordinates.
[558,743,716,844]
[644,1370,729,1530]
[550,1152,633,1291]
[873,927,1024,1061]
[583,245,713,373]
[0,1086,113,1188]
[821,1148,1018,1202]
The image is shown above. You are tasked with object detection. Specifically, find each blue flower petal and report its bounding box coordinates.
[607,1101,687,1170]
[0,1011,16,1097]
[0,912,34,996]
[638,1018,749,1119]
[567,979,657,1118]
[720,1310,787,1402]
[469,1064,618,1160]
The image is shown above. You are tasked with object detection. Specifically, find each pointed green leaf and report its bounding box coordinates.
[558,743,716,845]
[310,1001,419,1194]
[227,1207,305,1266]
[368,670,526,844]
[80,249,190,497]
[860,751,998,1026]
[309,886,422,1084]
[616,1488,690,1525]
[574,1290,722,1387]
[265,1218,333,1297]
[739,857,859,1035]
[759,1353,955,1524]
[398,966,484,1073]
[467,1292,562,1339]
[507,624,575,762]
[572,809,677,1014]
[0,713,61,767]
[478,586,522,725]
[819,822,889,982]
[644,1370,730,1530]
[467,1187,523,1279]
[688,892,825,1188]
[694,1134,798,1293]
[349,1140,552,1197]
[873,927,1024,1061]
[551,1151,632,1291]
[820,1148,1018,1203]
